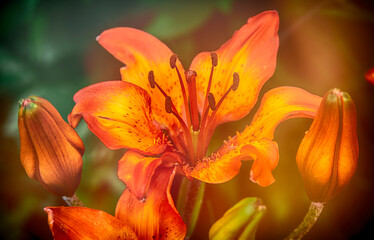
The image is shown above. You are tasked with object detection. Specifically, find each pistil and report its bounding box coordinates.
[186,70,200,132]
[170,54,191,128]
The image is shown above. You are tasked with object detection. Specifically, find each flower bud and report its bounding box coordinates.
[296,89,358,203]
[209,198,266,240]
[18,96,84,197]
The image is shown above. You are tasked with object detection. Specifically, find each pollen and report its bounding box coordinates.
[232,72,240,91]
[211,52,218,67]
[170,54,177,69]
[208,93,216,111]
[165,96,173,113]
[148,71,155,89]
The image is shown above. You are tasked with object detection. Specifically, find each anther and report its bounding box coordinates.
[211,52,218,67]
[170,54,177,69]
[148,71,155,88]
[208,93,216,111]
[232,72,239,91]
[202,52,217,114]
[165,96,173,113]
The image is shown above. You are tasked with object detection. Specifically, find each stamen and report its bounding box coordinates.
[214,72,240,111]
[186,70,199,131]
[170,54,191,128]
[202,52,218,114]
[198,72,241,157]
[148,71,167,98]
[208,93,216,111]
[198,91,216,157]
[164,95,195,163]
[148,70,194,161]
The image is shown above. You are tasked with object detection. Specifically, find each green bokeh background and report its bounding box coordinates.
[1,0,373,239]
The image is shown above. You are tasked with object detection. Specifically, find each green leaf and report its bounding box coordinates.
[216,0,234,13]
[209,198,266,240]
[144,2,213,39]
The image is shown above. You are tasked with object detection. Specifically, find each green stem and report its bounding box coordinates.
[177,178,205,239]
[285,201,324,240]
[62,193,84,207]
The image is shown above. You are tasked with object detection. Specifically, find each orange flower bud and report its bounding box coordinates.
[18,96,84,197]
[296,89,358,203]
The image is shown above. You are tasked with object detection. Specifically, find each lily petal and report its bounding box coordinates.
[241,139,279,187]
[69,81,167,155]
[44,207,138,240]
[116,166,186,240]
[97,27,187,130]
[190,87,321,186]
[187,143,243,184]
[118,151,183,200]
[238,86,322,141]
[118,151,162,200]
[191,11,279,128]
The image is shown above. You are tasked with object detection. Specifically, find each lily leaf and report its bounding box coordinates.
[144,2,213,39]
[209,197,266,240]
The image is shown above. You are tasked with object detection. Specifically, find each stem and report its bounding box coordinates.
[285,202,324,240]
[62,193,85,207]
[177,177,189,217]
[177,178,205,239]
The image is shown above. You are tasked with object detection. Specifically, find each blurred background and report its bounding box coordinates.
[1,0,373,239]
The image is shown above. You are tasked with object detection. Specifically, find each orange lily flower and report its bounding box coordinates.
[69,10,322,197]
[18,96,84,197]
[45,166,186,239]
[297,89,359,203]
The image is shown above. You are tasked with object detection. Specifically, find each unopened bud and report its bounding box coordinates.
[209,198,266,240]
[296,89,358,203]
[18,96,84,196]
